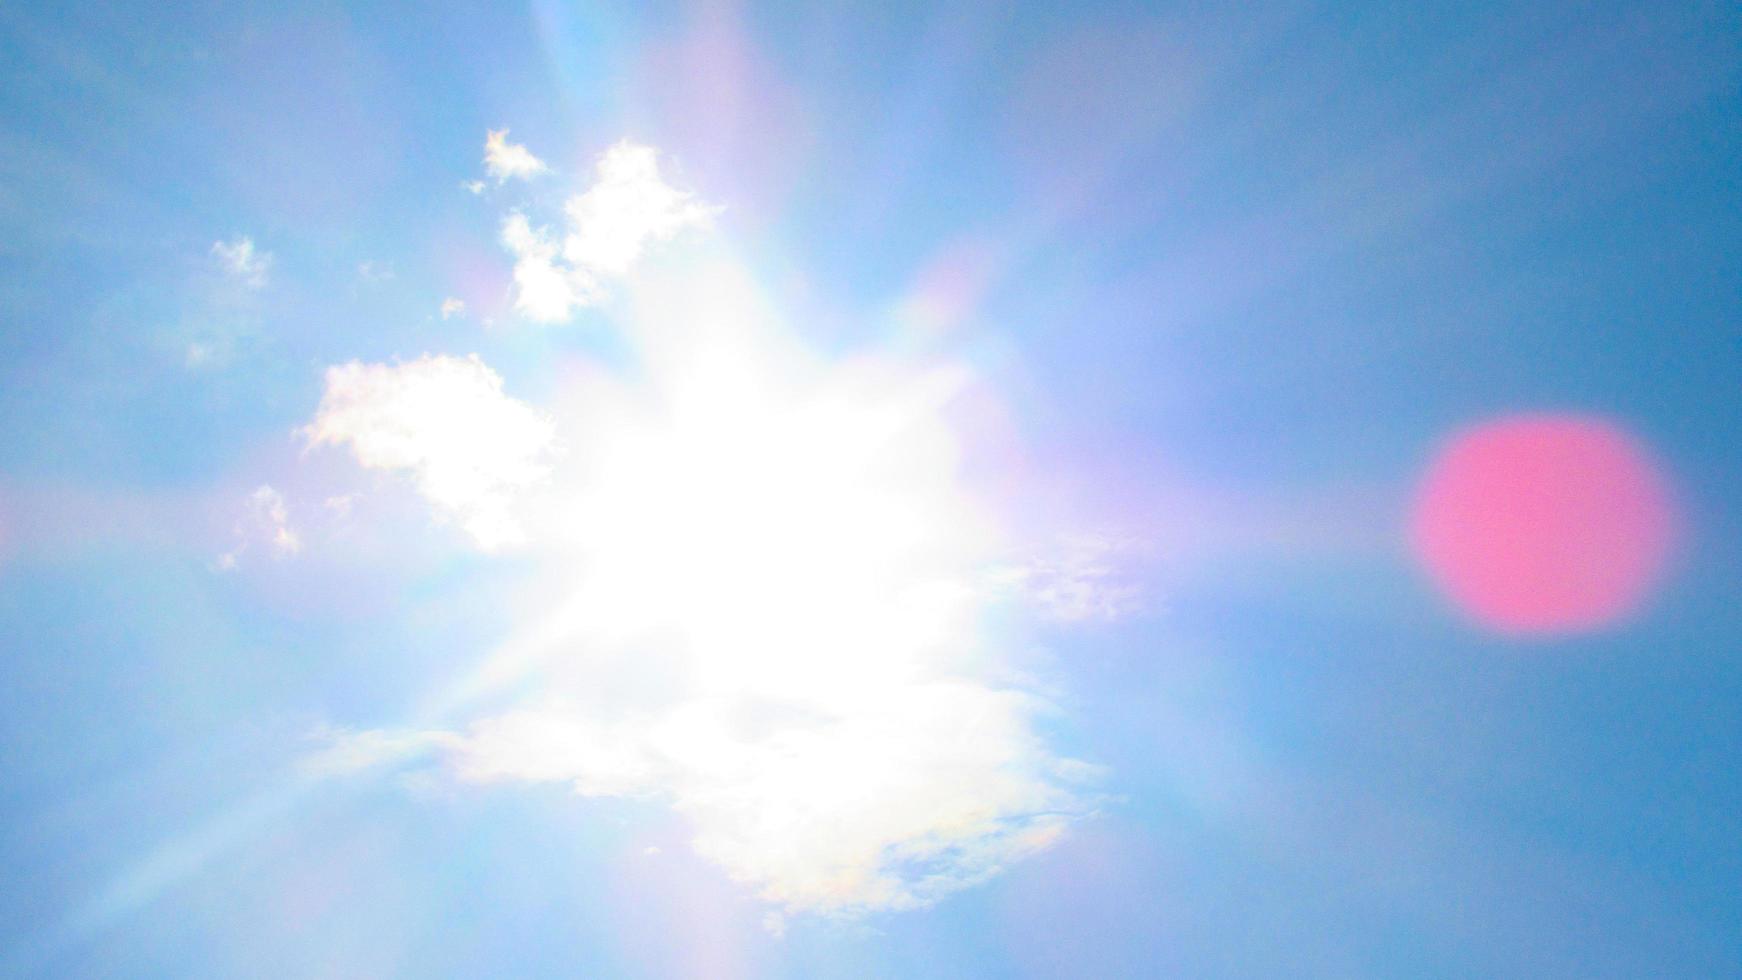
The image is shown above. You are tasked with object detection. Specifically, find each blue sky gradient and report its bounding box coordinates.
[1,2,1739,976]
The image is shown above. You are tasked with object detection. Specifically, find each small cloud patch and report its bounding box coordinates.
[483,128,549,184]
[497,139,717,322]
[216,484,300,570]
[211,236,271,289]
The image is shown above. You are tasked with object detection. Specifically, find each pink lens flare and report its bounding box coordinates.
[1410,414,1679,635]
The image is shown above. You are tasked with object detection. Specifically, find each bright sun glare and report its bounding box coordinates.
[557,340,992,702]
[306,149,1096,920]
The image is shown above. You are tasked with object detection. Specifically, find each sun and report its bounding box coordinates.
[540,277,1001,708]
[305,152,1094,919]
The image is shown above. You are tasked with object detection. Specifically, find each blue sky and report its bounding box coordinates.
[1,1,1739,977]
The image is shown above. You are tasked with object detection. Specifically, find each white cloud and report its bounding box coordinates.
[501,212,595,322]
[302,354,556,550]
[322,608,1094,918]
[211,236,270,289]
[498,140,716,322]
[216,484,300,570]
[483,128,549,184]
[440,297,466,320]
[419,686,1093,915]
[561,141,719,278]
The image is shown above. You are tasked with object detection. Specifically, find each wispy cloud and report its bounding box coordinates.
[216,484,300,570]
[302,354,556,550]
[181,236,272,369]
[439,297,467,320]
[993,535,1145,623]
[210,236,270,289]
[356,260,394,282]
[498,139,717,322]
[483,128,549,184]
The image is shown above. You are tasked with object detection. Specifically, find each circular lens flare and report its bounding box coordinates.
[1410,414,1678,635]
